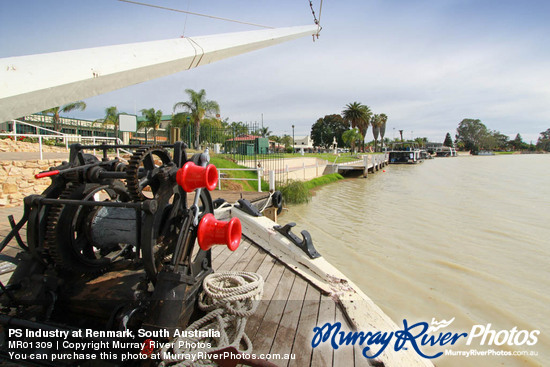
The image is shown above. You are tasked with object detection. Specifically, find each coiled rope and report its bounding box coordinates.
[160,271,264,366]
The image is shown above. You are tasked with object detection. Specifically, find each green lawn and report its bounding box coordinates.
[209,156,268,191]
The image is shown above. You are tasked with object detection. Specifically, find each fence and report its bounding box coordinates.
[217,168,263,192]
[1,120,126,159]
[3,119,288,187]
[172,123,287,188]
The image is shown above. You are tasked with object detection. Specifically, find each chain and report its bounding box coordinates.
[308,0,323,40]
[309,0,320,25]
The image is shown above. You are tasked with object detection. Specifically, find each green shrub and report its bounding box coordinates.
[279,173,344,205]
[279,180,311,204]
[304,173,344,190]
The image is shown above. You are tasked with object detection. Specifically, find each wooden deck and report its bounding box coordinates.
[0,206,373,366]
[212,238,372,367]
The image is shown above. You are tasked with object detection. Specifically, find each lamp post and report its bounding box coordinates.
[292,124,295,154]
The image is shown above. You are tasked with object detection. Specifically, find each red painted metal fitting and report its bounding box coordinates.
[176,162,218,192]
[197,214,241,252]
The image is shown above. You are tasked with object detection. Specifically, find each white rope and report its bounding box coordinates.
[160,272,264,366]
[259,191,274,213]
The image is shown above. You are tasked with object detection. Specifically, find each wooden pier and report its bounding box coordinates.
[336,154,389,177]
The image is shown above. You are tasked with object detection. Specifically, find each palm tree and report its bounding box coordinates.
[173,89,220,149]
[379,113,388,151]
[371,114,381,152]
[342,128,363,153]
[259,126,272,138]
[342,102,371,152]
[95,106,120,141]
[42,101,87,133]
[140,108,163,143]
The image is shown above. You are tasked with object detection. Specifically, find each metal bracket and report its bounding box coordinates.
[234,199,262,217]
[273,222,321,259]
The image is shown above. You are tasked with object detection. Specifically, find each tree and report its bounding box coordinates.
[379,113,388,151]
[140,108,163,143]
[259,126,272,138]
[96,106,120,140]
[481,130,508,151]
[414,137,428,148]
[455,119,489,152]
[342,128,363,153]
[42,101,87,133]
[280,135,293,152]
[371,114,382,152]
[536,128,550,151]
[342,102,371,152]
[173,89,220,149]
[511,133,526,151]
[311,114,349,149]
[171,112,192,128]
[228,121,249,136]
[443,132,453,147]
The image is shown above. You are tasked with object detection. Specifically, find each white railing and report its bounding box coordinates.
[1,120,130,159]
[217,168,263,192]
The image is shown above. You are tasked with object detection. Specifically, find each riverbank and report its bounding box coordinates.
[279,173,344,204]
[283,154,549,367]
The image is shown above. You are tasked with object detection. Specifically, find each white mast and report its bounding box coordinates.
[0,25,318,122]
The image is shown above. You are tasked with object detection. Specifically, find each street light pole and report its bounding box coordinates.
[292,124,295,154]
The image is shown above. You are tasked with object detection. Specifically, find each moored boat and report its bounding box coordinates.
[388,142,423,164]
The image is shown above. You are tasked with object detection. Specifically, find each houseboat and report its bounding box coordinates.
[388,142,423,164]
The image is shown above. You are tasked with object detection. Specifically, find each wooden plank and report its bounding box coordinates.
[268,276,307,364]
[210,245,226,261]
[288,284,321,367]
[212,236,249,265]
[333,304,354,366]
[212,238,250,270]
[215,240,251,272]
[244,258,282,338]
[247,267,295,355]
[252,251,278,285]
[242,247,268,274]
[311,296,335,366]
[229,242,258,272]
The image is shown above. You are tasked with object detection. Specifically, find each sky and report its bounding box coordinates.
[1,0,549,143]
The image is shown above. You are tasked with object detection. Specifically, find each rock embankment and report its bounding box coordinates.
[0,137,67,153]
[0,159,64,207]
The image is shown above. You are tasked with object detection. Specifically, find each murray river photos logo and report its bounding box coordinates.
[311,318,540,359]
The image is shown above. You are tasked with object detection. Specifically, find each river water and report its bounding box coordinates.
[283,154,549,366]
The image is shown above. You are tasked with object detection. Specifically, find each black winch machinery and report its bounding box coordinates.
[0,142,248,365]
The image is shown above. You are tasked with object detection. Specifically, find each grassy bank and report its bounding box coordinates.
[279,173,344,204]
[209,156,269,191]
[208,155,344,198]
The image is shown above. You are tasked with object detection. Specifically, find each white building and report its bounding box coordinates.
[292,135,314,152]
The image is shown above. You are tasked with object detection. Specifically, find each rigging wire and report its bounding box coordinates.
[117,0,275,29]
[182,0,192,36]
[309,0,323,39]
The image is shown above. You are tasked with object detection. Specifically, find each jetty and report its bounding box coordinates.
[326,154,389,177]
